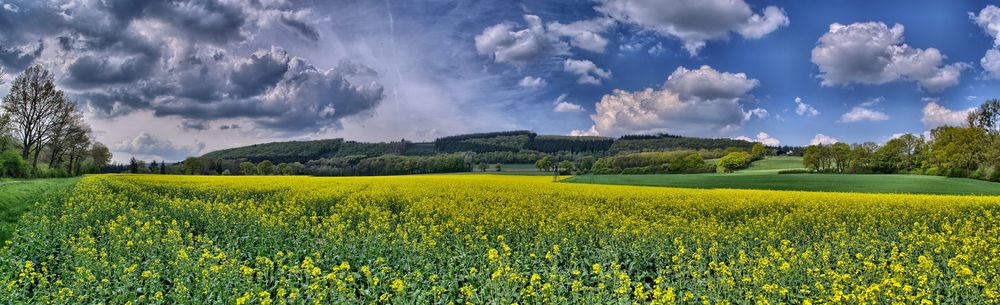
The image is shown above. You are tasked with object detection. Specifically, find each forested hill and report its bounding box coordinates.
[200,131,770,163]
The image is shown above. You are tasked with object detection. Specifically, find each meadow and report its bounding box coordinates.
[2,174,1000,304]
[0,178,79,242]
[566,157,1000,196]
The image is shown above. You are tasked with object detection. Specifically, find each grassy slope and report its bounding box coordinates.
[0,178,79,242]
[565,156,1000,196]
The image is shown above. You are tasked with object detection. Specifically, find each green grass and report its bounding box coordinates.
[565,171,1000,196]
[0,178,79,242]
[740,156,805,173]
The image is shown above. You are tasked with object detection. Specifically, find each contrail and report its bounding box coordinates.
[385,0,403,113]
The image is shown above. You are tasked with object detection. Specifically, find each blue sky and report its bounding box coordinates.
[1,0,999,161]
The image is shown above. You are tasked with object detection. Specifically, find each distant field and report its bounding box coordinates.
[565,157,1000,195]
[741,156,805,172]
[0,178,79,242]
[465,163,556,176]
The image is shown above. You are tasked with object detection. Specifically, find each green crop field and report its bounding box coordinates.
[0,178,79,242]
[565,157,1000,196]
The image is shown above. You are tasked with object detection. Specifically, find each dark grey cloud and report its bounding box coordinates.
[0,0,381,134]
[179,119,211,131]
[229,48,291,98]
[153,55,384,132]
[63,54,157,88]
[280,15,321,42]
[219,124,240,130]
[0,42,43,71]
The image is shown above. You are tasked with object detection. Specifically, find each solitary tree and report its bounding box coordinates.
[90,142,113,168]
[477,162,487,172]
[129,157,139,174]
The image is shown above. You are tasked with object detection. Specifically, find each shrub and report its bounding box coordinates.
[716,152,752,173]
[778,169,811,175]
[0,150,28,178]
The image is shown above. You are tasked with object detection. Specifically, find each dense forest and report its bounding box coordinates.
[127,129,767,177]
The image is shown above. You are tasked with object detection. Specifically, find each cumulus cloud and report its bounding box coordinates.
[744,108,769,120]
[518,76,547,88]
[553,94,585,113]
[811,22,965,92]
[596,0,788,55]
[663,66,759,100]
[921,99,974,128]
[113,132,206,161]
[547,18,616,53]
[735,132,780,146]
[794,97,820,116]
[474,15,612,66]
[809,134,839,145]
[572,65,758,137]
[563,59,612,85]
[971,6,1000,78]
[971,5,1000,46]
[840,105,889,123]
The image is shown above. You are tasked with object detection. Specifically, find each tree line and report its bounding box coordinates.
[802,99,1000,182]
[0,66,111,178]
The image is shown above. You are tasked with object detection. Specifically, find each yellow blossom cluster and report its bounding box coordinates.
[2,174,999,304]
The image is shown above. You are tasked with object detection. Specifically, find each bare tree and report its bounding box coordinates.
[0,67,10,151]
[1,65,67,170]
[46,101,84,168]
[64,123,92,175]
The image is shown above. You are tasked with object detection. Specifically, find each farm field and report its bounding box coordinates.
[3,174,1000,304]
[565,156,1000,196]
[0,178,79,242]
[466,163,554,176]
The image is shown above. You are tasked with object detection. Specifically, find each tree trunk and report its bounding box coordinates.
[31,144,41,170]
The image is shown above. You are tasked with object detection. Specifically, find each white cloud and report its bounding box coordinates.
[809,134,839,145]
[980,49,1000,78]
[553,94,585,113]
[663,65,759,100]
[744,108,769,120]
[474,15,566,67]
[921,99,974,128]
[840,105,889,123]
[547,18,616,53]
[563,58,612,85]
[735,132,780,146]
[596,0,788,55]
[794,97,819,116]
[971,5,1000,46]
[518,76,547,88]
[474,15,613,66]
[113,132,206,162]
[576,65,758,137]
[972,6,1000,78]
[811,22,965,92]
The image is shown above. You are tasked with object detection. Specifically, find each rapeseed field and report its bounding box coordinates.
[2,174,999,304]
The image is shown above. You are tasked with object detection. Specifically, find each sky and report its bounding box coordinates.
[2,0,1000,162]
